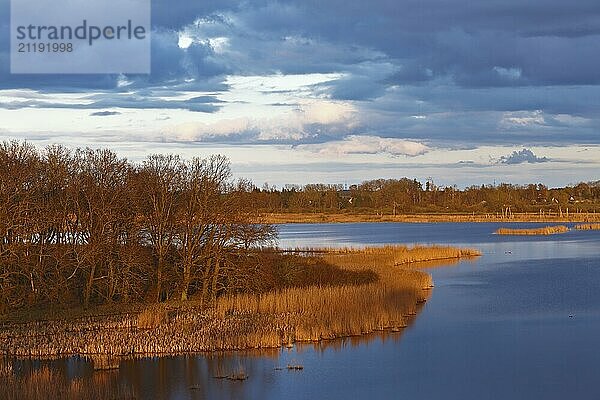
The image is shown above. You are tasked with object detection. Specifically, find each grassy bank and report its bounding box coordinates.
[495,225,569,235]
[0,246,478,364]
[260,212,600,224]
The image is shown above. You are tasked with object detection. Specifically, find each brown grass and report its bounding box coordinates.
[260,212,600,224]
[0,245,479,360]
[137,304,169,330]
[574,223,600,230]
[203,246,478,344]
[319,245,481,266]
[495,225,569,235]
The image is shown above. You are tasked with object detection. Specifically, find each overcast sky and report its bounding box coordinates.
[1,0,599,187]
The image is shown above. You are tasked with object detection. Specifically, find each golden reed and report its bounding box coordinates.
[495,225,569,235]
[0,245,479,362]
[574,223,600,230]
[260,212,600,224]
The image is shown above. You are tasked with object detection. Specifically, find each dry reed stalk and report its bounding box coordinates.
[0,245,478,359]
[260,212,600,224]
[495,225,569,235]
[137,304,169,329]
[318,245,480,268]
[574,223,600,230]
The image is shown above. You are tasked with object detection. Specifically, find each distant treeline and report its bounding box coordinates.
[0,141,277,311]
[248,179,600,215]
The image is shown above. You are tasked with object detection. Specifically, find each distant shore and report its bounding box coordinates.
[259,212,600,224]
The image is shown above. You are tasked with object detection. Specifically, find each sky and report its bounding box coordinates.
[0,0,599,188]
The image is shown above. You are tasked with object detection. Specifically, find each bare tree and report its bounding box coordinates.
[136,154,183,302]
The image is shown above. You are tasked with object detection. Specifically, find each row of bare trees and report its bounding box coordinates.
[0,141,275,311]
[244,179,600,214]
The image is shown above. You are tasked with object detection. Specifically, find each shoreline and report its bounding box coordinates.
[0,246,479,367]
[259,212,600,224]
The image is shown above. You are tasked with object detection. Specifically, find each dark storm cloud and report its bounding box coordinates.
[0,92,222,112]
[3,0,600,89]
[150,0,248,28]
[1,0,599,146]
[235,0,600,87]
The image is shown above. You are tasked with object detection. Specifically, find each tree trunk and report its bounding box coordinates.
[200,258,212,306]
[180,257,192,301]
[210,258,221,301]
[156,253,164,302]
[84,263,96,309]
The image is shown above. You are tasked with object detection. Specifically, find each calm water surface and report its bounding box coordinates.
[13,223,600,399]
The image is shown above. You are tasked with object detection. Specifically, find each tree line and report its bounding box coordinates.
[247,178,600,215]
[0,141,275,311]
[2,140,598,311]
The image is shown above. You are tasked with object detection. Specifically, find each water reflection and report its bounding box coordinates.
[2,298,428,400]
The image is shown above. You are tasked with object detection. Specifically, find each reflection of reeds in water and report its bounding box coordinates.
[0,359,134,400]
[0,245,477,359]
[286,360,304,370]
[299,301,427,354]
[574,223,600,230]
[495,225,569,235]
[89,354,121,370]
[213,363,248,380]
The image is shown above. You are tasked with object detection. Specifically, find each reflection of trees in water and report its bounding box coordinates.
[0,357,134,400]
[2,293,432,400]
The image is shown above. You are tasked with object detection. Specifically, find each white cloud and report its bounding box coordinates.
[299,135,428,157]
[207,37,230,53]
[178,34,193,49]
[296,101,357,126]
[167,117,253,141]
[551,114,590,125]
[500,110,545,127]
[163,100,359,142]
[498,148,550,164]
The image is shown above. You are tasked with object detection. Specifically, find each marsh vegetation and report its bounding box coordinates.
[574,223,600,230]
[494,225,570,235]
[0,245,478,362]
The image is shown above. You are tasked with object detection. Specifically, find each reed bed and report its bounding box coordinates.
[574,223,600,230]
[317,245,481,267]
[0,245,478,362]
[262,212,600,224]
[494,225,569,235]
